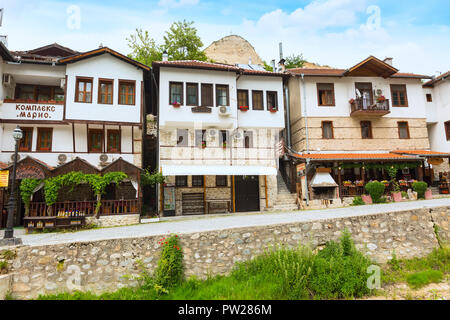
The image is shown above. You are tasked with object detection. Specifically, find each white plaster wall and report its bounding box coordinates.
[236,75,285,129]
[298,76,427,119]
[65,54,143,123]
[427,80,450,152]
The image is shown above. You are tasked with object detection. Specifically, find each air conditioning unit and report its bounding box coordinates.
[2,74,12,86]
[99,154,109,163]
[58,154,67,164]
[231,129,243,142]
[60,78,66,89]
[206,128,218,140]
[218,105,232,117]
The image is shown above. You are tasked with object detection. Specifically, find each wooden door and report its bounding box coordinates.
[234,175,260,212]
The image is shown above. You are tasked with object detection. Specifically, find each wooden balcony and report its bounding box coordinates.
[350,98,390,117]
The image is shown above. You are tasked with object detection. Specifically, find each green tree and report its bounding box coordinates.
[127,28,163,66]
[163,20,207,61]
[263,61,273,72]
[285,54,306,69]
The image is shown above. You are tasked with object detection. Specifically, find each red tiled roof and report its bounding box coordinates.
[153,60,239,72]
[291,153,420,161]
[287,68,431,79]
[391,150,450,157]
[423,71,450,87]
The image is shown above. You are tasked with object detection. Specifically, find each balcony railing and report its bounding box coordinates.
[350,98,390,116]
[4,98,64,105]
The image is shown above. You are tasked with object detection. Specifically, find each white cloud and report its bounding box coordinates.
[158,0,200,9]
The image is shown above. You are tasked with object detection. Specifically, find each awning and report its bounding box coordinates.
[391,150,450,158]
[161,165,278,176]
[290,153,421,161]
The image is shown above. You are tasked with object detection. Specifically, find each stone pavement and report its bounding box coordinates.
[2,197,450,248]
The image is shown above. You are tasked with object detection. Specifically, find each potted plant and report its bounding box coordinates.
[399,179,408,187]
[201,141,207,149]
[172,101,181,108]
[343,180,354,187]
[381,180,390,187]
[349,98,355,105]
[269,107,277,113]
[222,142,227,150]
[376,95,386,103]
[355,180,364,187]
[391,182,402,202]
[239,105,249,112]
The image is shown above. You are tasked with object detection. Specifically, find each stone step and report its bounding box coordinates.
[272,205,299,211]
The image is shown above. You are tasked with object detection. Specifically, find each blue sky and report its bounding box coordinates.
[0,0,449,75]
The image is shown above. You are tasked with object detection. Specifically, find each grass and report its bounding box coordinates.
[406,270,444,289]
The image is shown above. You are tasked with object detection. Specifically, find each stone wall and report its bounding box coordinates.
[5,206,449,300]
[86,214,140,228]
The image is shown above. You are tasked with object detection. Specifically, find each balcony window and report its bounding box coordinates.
[391,84,408,107]
[252,90,264,110]
[169,82,183,105]
[88,129,104,153]
[360,121,373,139]
[37,86,51,101]
[355,83,373,108]
[14,84,64,102]
[216,85,229,106]
[75,77,93,103]
[99,79,113,104]
[19,127,33,152]
[398,122,410,139]
[107,130,121,153]
[119,80,135,105]
[317,83,335,106]
[267,91,278,111]
[322,121,334,139]
[37,128,53,151]
[237,90,249,108]
[15,84,35,100]
[186,83,198,106]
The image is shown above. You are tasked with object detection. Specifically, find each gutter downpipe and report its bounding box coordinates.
[151,69,161,217]
[301,73,310,206]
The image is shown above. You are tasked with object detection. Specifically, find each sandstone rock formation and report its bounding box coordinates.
[204,35,264,66]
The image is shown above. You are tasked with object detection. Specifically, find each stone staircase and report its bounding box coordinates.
[272,173,299,211]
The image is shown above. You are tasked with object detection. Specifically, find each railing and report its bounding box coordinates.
[4,98,64,105]
[339,184,394,198]
[351,98,390,114]
[29,199,140,217]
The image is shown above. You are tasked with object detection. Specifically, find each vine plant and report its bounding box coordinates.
[20,178,42,217]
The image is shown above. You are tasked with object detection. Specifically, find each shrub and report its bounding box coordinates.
[0,260,8,272]
[412,181,428,199]
[154,234,184,290]
[364,181,385,203]
[407,270,443,289]
[352,197,365,206]
[401,191,408,198]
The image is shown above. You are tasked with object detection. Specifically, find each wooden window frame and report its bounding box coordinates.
[186,83,198,106]
[176,176,188,187]
[201,83,213,107]
[321,121,334,139]
[252,90,264,110]
[426,94,433,102]
[192,175,204,187]
[216,175,228,187]
[445,121,450,141]
[118,80,136,106]
[215,84,230,107]
[36,128,53,152]
[266,91,278,111]
[360,121,373,139]
[98,78,114,105]
[390,84,409,107]
[237,90,249,108]
[317,83,336,106]
[107,129,121,153]
[169,81,184,105]
[75,77,93,103]
[88,129,104,153]
[176,129,189,147]
[19,127,33,152]
[397,121,410,139]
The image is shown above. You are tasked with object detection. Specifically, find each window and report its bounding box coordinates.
[15,84,35,100]
[19,127,33,152]
[169,82,183,105]
[219,130,229,148]
[186,83,198,106]
[107,130,121,153]
[426,94,433,102]
[267,91,278,111]
[98,79,113,104]
[36,128,53,151]
[201,84,213,106]
[119,80,135,105]
[237,90,249,108]
[192,176,204,187]
[398,122,410,139]
[322,121,334,139]
[177,129,189,147]
[317,83,335,106]
[195,130,206,147]
[445,121,450,141]
[216,175,227,187]
[391,84,408,107]
[15,84,64,102]
[37,86,51,101]
[244,131,253,148]
[88,129,104,153]
[360,121,373,139]
[252,90,264,110]
[176,176,188,187]
[216,85,229,106]
[75,77,93,103]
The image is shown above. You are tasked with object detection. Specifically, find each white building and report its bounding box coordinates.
[151,60,294,215]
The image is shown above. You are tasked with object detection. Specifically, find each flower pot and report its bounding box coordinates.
[425,188,433,200]
[392,191,402,202]
[172,103,181,108]
[361,194,373,205]
[269,109,277,113]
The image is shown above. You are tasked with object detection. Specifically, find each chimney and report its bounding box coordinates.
[383,57,393,66]
[162,50,168,62]
[271,59,276,72]
[279,42,284,61]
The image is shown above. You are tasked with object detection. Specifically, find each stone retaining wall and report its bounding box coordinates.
[4,206,450,299]
[86,214,140,228]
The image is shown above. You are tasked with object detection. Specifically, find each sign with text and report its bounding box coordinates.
[0,170,9,188]
[1,103,64,121]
